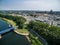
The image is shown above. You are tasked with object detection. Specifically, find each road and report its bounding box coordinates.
[29,29,48,45]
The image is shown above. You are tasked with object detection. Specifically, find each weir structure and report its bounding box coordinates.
[0,20,14,39]
[0,27,14,39]
[0,34,2,38]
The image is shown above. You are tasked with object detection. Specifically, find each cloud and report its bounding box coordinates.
[0,0,60,11]
[19,0,59,10]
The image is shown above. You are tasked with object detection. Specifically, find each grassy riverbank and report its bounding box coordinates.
[16,29,29,34]
[29,33,44,45]
[1,18,16,26]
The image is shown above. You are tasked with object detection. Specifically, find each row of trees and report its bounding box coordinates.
[28,21,60,45]
[0,14,26,29]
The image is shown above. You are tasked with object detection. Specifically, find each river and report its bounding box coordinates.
[0,20,30,45]
[0,31,30,45]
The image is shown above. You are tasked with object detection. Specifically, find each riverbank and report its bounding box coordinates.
[0,31,30,45]
[14,29,29,35]
[1,18,31,43]
[0,16,45,45]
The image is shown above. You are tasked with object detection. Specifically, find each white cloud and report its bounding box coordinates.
[0,0,60,11]
[19,0,59,11]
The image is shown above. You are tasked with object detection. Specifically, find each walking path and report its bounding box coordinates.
[14,30,31,43]
[29,30,48,45]
[14,30,29,35]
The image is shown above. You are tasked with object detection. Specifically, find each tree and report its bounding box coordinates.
[0,14,26,29]
[28,20,60,45]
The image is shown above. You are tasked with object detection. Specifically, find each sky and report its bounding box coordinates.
[0,0,60,11]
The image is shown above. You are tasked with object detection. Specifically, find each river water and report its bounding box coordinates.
[0,31,30,45]
[0,20,9,31]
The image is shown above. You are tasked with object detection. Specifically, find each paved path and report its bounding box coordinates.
[29,30,48,45]
[14,30,29,35]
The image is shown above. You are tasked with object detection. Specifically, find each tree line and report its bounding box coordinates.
[0,14,26,29]
[28,21,60,45]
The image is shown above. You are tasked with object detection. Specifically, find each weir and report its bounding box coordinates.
[0,34,2,39]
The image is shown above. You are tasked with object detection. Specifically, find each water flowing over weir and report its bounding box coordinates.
[0,27,14,34]
[0,20,14,38]
[0,20,30,45]
[0,34,1,38]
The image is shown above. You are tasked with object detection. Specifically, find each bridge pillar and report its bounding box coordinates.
[0,34,2,39]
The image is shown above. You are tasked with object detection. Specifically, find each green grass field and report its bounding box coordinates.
[29,33,44,45]
[2,18,16,26]
[16,28,29,33]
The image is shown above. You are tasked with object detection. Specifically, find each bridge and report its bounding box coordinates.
[0,27,14,39]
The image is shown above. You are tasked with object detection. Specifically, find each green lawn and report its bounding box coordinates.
[16,28,29,33]
[1,18,16,26]
[29,33,44,45]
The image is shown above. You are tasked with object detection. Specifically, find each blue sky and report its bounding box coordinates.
[0,0,60,11]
